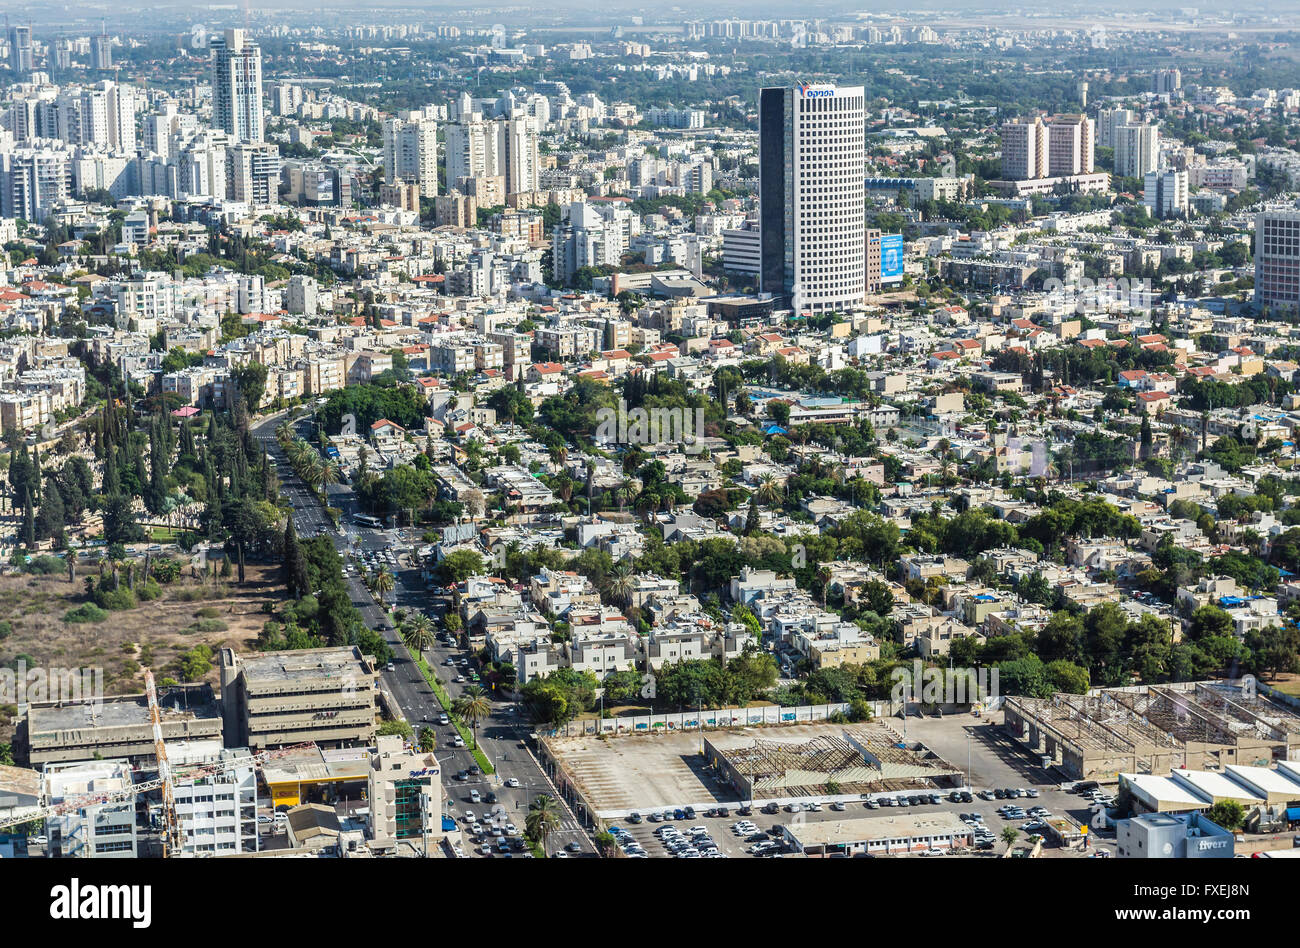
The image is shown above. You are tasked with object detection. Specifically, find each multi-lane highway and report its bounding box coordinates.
[251,413,593,857]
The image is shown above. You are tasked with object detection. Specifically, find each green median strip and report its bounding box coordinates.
[413,653,495,775]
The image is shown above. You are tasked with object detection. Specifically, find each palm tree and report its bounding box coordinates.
[403,614,437,653]
[452,686,491,748]
[615,477,636,513]
[526,794,563,854]
[754,473,781,506]
[318,456,340,498]
[374,567,395,603]
[607,562,634,608]
[418,726,436,753]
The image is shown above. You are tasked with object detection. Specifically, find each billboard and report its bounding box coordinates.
[880,233,904,283]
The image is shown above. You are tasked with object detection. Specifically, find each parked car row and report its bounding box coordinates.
[654,824,724,858]
[607,826,647,858]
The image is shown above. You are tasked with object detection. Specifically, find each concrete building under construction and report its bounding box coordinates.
[1003,680,1300,782]
[705,725,964,801]
[19,684,223,767]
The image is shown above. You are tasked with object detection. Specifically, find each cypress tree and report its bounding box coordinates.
[22,487,35,549]
[282,517,307,599]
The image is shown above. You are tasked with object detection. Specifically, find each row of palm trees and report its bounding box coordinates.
[275,421,340,500]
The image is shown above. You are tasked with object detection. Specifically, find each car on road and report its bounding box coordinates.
[627,812,642,823]
[451,736,466,748]
[504,777,520,788]
[438,713,450,726]
[386,662,395,672]
[454,675,466,683]
[831,801,846,811]
[469,789,481,803]
[565,841,582,852]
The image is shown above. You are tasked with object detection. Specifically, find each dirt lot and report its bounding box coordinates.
[0,562,285,742]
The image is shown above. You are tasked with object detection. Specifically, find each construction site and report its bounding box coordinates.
[1003,679,1300,782]
[707,726,964,801]
[541,721,963,818]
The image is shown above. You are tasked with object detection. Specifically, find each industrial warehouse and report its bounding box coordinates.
[1002,680,1300,782]
[705,727,964,802]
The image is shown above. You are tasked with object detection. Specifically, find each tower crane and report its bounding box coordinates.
[0,691,315,857]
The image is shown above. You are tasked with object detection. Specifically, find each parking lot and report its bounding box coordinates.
[571,714,1117,858]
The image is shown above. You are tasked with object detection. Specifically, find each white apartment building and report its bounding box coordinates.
[1114,123,1160,179]
[1144,169,1189,219]
[44,759,139,858]
[210,29,264,144]
[173,747,260,856]
[383,114,439,197]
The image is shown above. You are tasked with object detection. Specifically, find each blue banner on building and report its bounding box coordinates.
[880,233,905,283]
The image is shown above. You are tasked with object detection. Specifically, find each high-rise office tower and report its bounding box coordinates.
[210,29,263,144]
[382,114,439,197]
[8,26,33,74]
[759,83,867,314]
[1255,207,1300,310]
[1114,123,1160,178]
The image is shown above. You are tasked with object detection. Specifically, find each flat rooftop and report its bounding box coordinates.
[28,686,220,734]
[261,745,370,786]
[44,760,133,800]
[786,812,971,847]
[238,647,372,684]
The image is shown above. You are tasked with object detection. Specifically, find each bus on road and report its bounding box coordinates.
[354,514,383,529]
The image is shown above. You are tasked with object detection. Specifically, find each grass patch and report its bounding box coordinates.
[63,603,110,624]
[1269,678,1300,698]
[412,653,494,775]
[184,618,228,635]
